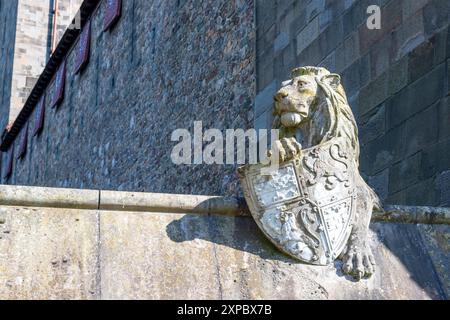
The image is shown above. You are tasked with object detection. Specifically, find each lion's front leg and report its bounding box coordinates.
[341,229,376,280]
[274,137,302,162]
[341,183,376,280]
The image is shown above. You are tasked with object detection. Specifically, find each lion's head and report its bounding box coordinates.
[273,66,360,159]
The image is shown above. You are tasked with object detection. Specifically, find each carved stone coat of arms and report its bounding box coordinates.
[239,137,357,266]
[239,66,381,280]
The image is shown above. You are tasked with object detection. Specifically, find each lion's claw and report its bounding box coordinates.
[341,239,375,281]
[275,137,302,162]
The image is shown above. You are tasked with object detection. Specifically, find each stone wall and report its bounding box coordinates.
[0,0,19,132]
[255,0,450,207]
[3,0,449,206]
[4,0,52,123]
[54,0,84,46]
[2,0,255,196]
[0,185,448,299]
[0,0,84,126]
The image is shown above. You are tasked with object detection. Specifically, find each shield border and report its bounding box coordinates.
[238,142,356,265]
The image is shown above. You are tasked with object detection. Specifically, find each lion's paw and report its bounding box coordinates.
[274,137,302,162]
[341,239,376,281]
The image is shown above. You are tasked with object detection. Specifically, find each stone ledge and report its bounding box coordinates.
[0,185,99,210]
[0,205,448,299]
[1,185,449,225]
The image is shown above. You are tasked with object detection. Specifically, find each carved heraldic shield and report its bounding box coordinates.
[239,137,356,265]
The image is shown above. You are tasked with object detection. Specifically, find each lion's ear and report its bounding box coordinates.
[321,74,341,90]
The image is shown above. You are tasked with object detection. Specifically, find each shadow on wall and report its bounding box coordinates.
[371,223,448,299]
[166,214,448,299]
[166,214,296,264]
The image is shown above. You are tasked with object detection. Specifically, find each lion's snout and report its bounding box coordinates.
[280,112,303,127]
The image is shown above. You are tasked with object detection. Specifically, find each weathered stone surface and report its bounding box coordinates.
[3,0,255,199]
[99,211,448,299]
[99,190,244,216]
[0,192,448,300]
[0,0,82,124]
[296,17,319,55]
[0,185,99,209]
[255,0,450,208]
[100,211,222,300]
[0,206,99,300]
[368,168,389,202]
[0,0,18,132]
[417,223,450,297]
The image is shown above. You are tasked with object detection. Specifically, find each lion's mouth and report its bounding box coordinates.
[280,112,303,127]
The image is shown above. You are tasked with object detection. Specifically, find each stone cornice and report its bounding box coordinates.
[0,185,448,225]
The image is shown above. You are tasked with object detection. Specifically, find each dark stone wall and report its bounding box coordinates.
[2,0,255,196]
[3,0,449,206]
[0,0,18,132]
[255,0,450,206]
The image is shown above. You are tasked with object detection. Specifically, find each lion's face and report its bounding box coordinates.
[274,75,318,128]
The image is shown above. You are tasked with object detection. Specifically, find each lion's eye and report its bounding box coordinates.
[297,81,307,88]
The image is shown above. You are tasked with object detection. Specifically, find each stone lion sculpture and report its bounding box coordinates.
[239,66,382,281]
[273,66,381,280]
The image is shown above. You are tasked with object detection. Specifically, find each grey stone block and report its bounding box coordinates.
[408,40,435,84]
[438,97,450,141]
[421,139,450,180]
[423,0,450,37]
[359,0,403,55]
[436,170,450,206]
[319,8,332,31]
[289,2,307,39]
[318,17,344,58]
[404,178,438,206]
[254,110,271,132]
[402,0,429,21]
[306,0,325,23]
[318,51,336,73]
[341,61,362,98]
[393,10,425,60]
[257,49,275,91]
[297,37,322,67]
[344,0,356,11]
[274,32,289,54]
[358,72,389,117]
[342,0,365,38]
[276,0,295,20]
[255,80,277,118]
[360,124,405,176]
[388,57,408,96]
[256,0,276,35]
[359,54,371,88]
[404,102,439,157]
[370,34,394,80]
[389,152,422,193]
[432,27,448,66]
[359,104,386,145]
[296,16,320,55]
[387,63,446,129]
[368,168,389,201]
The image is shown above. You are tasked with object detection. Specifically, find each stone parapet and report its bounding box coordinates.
[1,185,449,225]
[0,185,448,299]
